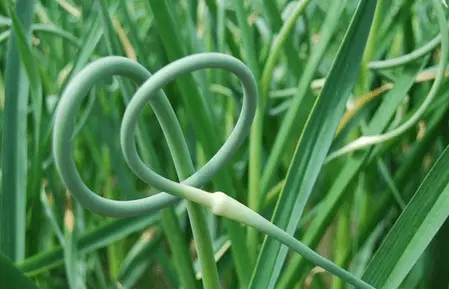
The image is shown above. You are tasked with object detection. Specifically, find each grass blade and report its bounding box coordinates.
[276,57,427,289]
[249,1,377,288]
[0,251,38,289]
[0,0,36,262]
[161,209,199,289]
[260,0,347,193]
[362,144,449,288]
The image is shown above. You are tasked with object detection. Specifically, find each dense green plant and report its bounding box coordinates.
[1,0,449,289]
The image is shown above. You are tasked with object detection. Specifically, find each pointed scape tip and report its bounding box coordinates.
[443,0,448,8]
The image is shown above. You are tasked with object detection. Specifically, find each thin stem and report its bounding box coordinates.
[369,34,442,70]
[210,192,375,289]
[260,0,310,101]
[377,160,406,210]
[0,24,82,47]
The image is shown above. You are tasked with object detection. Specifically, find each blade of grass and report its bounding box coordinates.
[260,0,347,193]
[276,58,427,289]
[7,5,43,185]
[362,143,449,289]
[32,24,82,48]
[41,16,103,149]
[0,0,36,262]
[357,0,384,93]
[249,1,377,288]
[0,251,38,289]
[202,0,240,57]
[91,254,109,289]
[340,94,449,273]
[425,219,449,289]
[325,0,448,166]
[0,30,11,44]
[247,0,313,263]
[161,209,199,289]
[257,0,303,79]
[377,159,406,210]
[7,7,49,260]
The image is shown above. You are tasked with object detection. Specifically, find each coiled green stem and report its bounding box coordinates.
[53,53,373,289]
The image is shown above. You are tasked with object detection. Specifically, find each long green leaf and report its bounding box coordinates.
[0,0,36,262]
[249,1,377,288]
[276,57,428,289]
[0,252,38,289]
[362,144,449,288]
[8,8,45,256]
[260,0,347,193]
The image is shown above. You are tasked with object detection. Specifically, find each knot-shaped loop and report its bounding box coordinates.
[53,53,258,217]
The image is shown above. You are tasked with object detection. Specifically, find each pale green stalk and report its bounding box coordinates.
[369,34,442,70]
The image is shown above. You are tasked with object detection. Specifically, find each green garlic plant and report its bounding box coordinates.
[51,1,446,289]
[1,0,449,288]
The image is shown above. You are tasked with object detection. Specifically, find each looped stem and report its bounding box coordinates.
[53,53,258,217]
[53,52,374,289]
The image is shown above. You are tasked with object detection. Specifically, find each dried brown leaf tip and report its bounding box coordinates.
[304,266,325,289]
[64,190,74,232]
[64,207,74,233]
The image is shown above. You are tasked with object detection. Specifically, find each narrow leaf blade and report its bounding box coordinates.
[362,144,449,289]
[249,1,378,288]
